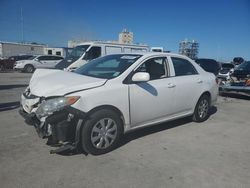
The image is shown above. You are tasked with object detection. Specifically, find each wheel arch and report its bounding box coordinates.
[85,105,125,127]
[193,91,211,113]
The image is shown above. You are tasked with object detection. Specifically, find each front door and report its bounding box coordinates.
[129,56,176,127]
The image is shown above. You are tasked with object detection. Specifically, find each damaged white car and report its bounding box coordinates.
[20,53,218,155]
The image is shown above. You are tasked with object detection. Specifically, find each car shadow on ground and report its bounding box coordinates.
[57,106,217,156]
[0,84,28,90]
[220,93,250,100]
[117,106,217,150]
[0,101,20,112]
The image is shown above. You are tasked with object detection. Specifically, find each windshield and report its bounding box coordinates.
[75,54,142,79]
[68,45,90,60]
[221,63,234,69]
[55,45,90,69]
[235,61,250,71]
[28,56,36,60]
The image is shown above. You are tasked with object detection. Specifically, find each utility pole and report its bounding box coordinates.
[20,5,24,43]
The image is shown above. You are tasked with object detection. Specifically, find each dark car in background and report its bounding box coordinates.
[232,61,250,80]
[0,55,34,71]
[195,58,221,76]
[233,57,244,67]
[220,61,250,97]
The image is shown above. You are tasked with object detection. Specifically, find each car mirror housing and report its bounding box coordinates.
[132,72,150,82]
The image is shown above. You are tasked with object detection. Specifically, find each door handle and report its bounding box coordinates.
[197,79,203,84]
[167,83,176,88]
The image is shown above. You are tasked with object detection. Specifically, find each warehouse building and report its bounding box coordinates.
[0,41,45,58]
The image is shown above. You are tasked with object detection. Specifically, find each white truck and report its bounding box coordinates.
[55,41,150,71]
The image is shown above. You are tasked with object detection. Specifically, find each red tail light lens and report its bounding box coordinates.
[245,79,250,86]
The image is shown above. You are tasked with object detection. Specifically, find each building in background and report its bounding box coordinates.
[44,47,72,57]
[179,39,199,59]
[0,41,72,58]
[0,41,45,58]
[68,40,89,48]
[119,29,133,44]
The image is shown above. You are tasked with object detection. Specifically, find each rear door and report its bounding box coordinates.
[39,56,63,68]
[168,56,204,114]
[36,56,51,68]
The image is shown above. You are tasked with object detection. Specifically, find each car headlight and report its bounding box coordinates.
[36,96,80,118]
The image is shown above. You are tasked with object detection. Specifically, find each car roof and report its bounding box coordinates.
[35,55,63,57]
[111,52,191,59]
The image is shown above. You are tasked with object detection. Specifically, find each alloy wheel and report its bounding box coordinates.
[91,118,117,149]
[198,99,209,118]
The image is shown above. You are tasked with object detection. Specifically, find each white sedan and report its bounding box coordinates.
[14,55,64,73]
[19,53,218,155]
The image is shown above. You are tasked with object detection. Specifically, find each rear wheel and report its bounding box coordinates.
[24,64,35,73]
[0,64,4,71]
[81,109,123,155]
[192,95,210,122]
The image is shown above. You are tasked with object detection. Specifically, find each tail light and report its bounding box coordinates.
[245,79,250,86]
[215,78,219,84]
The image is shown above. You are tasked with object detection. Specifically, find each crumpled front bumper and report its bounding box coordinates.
[20,93,86,144]
[19,107,40,126]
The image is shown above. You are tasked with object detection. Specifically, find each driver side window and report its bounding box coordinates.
[136,57,167,80]
[84,46,101,60]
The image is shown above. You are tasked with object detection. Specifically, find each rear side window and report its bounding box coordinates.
[38,56,52,61]
[50,56,63,60]
[171,57,198,76]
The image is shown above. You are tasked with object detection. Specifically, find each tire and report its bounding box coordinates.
[0,64,5,71]
[24,64,35,73]
[192,94,210,122]
[81,109,123,155]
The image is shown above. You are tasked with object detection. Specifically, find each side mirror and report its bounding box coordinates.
[132,72,150,82]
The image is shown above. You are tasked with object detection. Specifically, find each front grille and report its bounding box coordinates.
[23,88,39,99]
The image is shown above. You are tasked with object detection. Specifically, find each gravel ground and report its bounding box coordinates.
[0,72,250,188]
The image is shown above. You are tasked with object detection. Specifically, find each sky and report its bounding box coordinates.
[0,0,249,61]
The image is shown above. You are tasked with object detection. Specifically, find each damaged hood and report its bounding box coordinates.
[29,69,107,97]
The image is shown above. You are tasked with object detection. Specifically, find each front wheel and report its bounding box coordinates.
[192,95,210,122]
[81,109,123,155]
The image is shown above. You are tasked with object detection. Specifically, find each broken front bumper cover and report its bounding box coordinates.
[219,84,250,96]
[19,106,86,153]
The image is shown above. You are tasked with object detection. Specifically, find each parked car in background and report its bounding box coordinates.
[14,55,64,73]
[0,55,34,71]
[232,61,250,80]
[218,63,235,81]
[20,52,218,155]
[220,61,250,96]
[195,58,221,76]
[233,57,244,67]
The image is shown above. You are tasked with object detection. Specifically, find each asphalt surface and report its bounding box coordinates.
[0,72,250,188]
